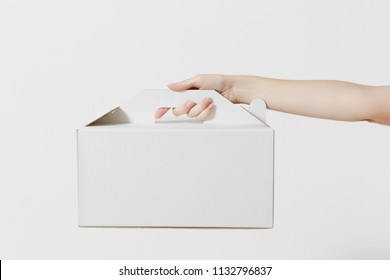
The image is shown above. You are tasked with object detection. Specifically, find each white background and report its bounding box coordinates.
[0,0,389,259]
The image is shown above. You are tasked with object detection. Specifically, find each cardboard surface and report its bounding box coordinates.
[78,90,274,228]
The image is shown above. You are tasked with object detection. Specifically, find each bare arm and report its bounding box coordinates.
[240,76,390,125]
[155,74,390,126]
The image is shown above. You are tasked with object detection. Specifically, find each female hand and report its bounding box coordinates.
[154,74,259,121]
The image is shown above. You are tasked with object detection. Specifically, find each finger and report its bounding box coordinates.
[154,107,170,119]
[172,100,196,116]
[167,75,204,91]
[187,97,213,118]
[196,103,215,122]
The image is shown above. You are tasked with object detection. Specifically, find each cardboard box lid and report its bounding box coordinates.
[85,89,269,127]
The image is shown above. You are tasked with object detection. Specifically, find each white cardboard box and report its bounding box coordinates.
[77,90,274,228]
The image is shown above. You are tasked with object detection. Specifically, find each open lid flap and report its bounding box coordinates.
[83,104,123,126]
[120,89,265,125]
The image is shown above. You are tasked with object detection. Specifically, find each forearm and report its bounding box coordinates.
[242,76,390,124]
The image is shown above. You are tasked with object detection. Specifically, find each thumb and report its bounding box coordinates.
[167,75,203,91]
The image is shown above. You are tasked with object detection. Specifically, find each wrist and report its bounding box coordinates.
[233,75,266,104]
